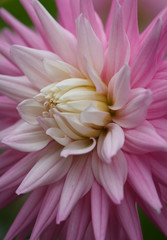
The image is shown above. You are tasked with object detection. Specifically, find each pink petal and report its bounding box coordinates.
[30,181,64,240]
[60,138,96,158]
[97,123,125,163]
[147,80,167,119]
[16,143,72,194]
[113,88,152,128]
[0,57,21,76]
[0,152,39,191]
[150,118,167,141]
[108,64,130,110]
[2,122,51,152]
[121,0,139,60]
[131,18,162,88]
[124,121,167,154]
[10,45,59,89]
[17,99,44,125]
[20,0,50,50]
[91,181,110,240]
[55,0,75,34]
[80,0,106,44]
[117,185,143,240]
[76,14,104,76]
[0,96,18,119]
[57,155,93,223]
[4,188,46,240]
[92,150,127,204]
[126,153,162,211]
[0,8,46,49]
[0,75,38,102]
[33,0,77,67]
[66,195,91,240]
[104,1,130,82]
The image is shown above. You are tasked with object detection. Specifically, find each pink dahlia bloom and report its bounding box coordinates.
[1,0,167,239]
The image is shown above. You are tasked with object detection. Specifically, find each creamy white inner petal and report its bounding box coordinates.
[36,77,111,144]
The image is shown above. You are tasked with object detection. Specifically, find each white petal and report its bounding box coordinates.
[60,138,96,158]
[97,123,125,163]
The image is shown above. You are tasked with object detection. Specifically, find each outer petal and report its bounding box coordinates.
[10,45,59,89]
[76,14,104,76]
[124,121,167,154]
[0,75,38,102]
[97,123,125,163]
[0,8,46,49]
[91,181,110,240]
[16,144,72,194]
[131,18,162,88]
[108,64,130,110]
[117,185,143,240]
[30,181,64,240]
[126,153,162,211]
[57,155,93,223]
[33,0,77,67]
[113,88,152,128]
[66,195,91,240]
[92,150,128,204]
[104,1,130,82]
[4,188,46,240]
[2,122,51,152]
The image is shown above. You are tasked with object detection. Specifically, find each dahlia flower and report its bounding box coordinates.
[1,0,167,239]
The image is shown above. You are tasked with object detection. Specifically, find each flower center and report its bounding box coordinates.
[36,78,112,143]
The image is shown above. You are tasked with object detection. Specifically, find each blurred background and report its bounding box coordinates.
[0,0,167,239]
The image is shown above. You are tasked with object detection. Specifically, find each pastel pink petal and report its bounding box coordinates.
[33,0,77,67]
[30,181,64,240]
[0,120,22,141]
[150,118,167,141]
[0,41,21,70]
[126,153,162,211]
[16,144,72,194]
[86,60,107,94]
[150,152,167,186]
[0,152,39,191]
[147,80,167,119]
[10,45,60,89]
[121,0,139,59]
[0,96,18,119]
[108,64,130,110]
[124,121,167,154]
[2,28,25,45]
[0,57,22,76]
[37,116,58,131]
[93,150,127,204]
[20,0,50,50]
[17,99,44,125]
[0,8,46,49]
[2,122,51,152]
[91,181,110,240]
[117,185,143,240]
[57,155,93,223]
[76,14,104,76]
[97,123,125,163]
[0,149,25,174]
[113,88,152,128]
[0,75,38,102]
[80,0,106,44]
[55,0,75,34]
[66,195,91,240]
[60,138,96,158]
[104,1,130,82]
[131,18,162,88]
[4,188,46,240]
[46,128,71,146]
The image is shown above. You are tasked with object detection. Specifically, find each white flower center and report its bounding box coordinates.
[36,78,112,142]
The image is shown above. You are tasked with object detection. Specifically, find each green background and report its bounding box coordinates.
[0,0,166,239]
